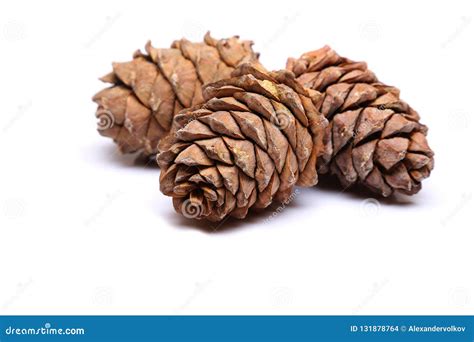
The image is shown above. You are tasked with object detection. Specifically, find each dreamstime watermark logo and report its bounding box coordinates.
[179,20,207,41]
[84,12,121,48]
[359,198,381,217]
[261,12,300,49]
[441,16,471,48]
[441,192,472,227]
[3,21,26,42]
[96,109,115,131]
[84,190,123,226]
[353,278,389,314]
[2,277,33,309]
[176,278,212,313]
[2,198,26,219]
[264,188,300,223]
[447,109,470,131]
[92,287,114,306]
[271,110,292,130]
[271,287,293,308]
[3,100,32,133]
[359,20,382,42]
[181,199,203,219]
[4,322,85,336]
[451,287,470,307]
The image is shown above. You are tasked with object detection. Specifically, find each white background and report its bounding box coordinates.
[0,0,473,315]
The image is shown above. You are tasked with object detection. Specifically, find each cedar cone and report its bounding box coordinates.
[286,46,434,197]
[92,32,258,155]
[158,63,328,221]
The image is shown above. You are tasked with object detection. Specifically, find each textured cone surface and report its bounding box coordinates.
[286,46,434,197]
[158,64,328,221]
[92,32,258,155]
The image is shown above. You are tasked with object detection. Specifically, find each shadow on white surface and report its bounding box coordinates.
[83,143,159,169]
[316,175,415,206]
[160,199,302,234]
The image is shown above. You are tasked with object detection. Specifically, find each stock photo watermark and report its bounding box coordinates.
[359,20,382,42]
[4,322,85,336]
[353,278,389,314]
[179,20,207,41]
[264,188,300,223]
[84,190,123,226]
[2,198,27,220]
[450,287,470,308]
[92,287,114,307]
[261,12,300,50]
[447,109,470,131]
[180,199,203,219]
[440,192,472,227]
[176,278,213,313]
[270,110,293,131]
[3,100,32,134]
[96,108,116,131]
[84,13,121,48]
[271,286,293,308]
[441,16,471,49]
[2,21,26,42]
[359,198,381,217]
[2,277,34,310]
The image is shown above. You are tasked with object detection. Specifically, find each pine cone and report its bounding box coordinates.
[92,32,258,155]
[286,46,434,197]
[158,63,328,221]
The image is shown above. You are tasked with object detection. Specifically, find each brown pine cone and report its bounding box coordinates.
[92,32,258,155]
[158,63,328,221]
[286,46,434,197]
